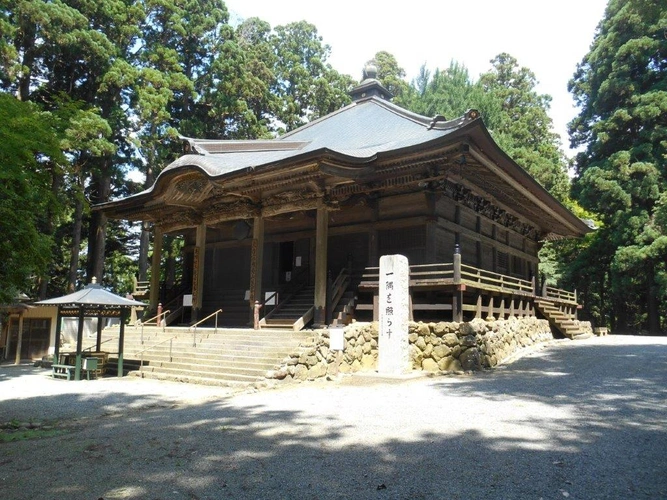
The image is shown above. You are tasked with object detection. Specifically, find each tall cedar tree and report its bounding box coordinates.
[0,94,64,302]
[568,0,666,333]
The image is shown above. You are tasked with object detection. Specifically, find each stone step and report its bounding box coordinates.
[100,326,311,386]
[131,360,275,377]
[127,370,255,387]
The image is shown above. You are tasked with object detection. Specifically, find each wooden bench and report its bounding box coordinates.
[52,364,75,380]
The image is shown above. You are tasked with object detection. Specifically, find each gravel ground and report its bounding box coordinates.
[1,334,666,500]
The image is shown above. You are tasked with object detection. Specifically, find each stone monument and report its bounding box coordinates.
[378,254,410,374]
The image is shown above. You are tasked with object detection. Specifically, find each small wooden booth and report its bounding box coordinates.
[35,280,144,381]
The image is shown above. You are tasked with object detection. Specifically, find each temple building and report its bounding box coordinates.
[97,67,590,336]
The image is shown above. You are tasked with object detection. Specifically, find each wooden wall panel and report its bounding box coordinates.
[379,192,427,219]
[378,225,426,265]
[328,232,369,274]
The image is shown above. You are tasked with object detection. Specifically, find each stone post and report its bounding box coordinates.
[378,254,410,375]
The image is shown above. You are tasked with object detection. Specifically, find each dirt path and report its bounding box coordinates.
[1,335,666,499]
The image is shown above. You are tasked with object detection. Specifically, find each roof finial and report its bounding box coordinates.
[362,60,378,81]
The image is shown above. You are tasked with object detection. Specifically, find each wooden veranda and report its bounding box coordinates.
[357,248,580,336]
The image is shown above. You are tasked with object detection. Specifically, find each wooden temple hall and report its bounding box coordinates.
[97,66,591,336]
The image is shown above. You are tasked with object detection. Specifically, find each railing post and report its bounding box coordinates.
[169,338,173,362]
[452,245,463,322]
[541,274,547,298]
[215,310,218,333]
[486,296,495,321]
[192,325,197,347]
[141,323,144,345]
[453,245,461,284]
[531,275,536,296]
[157,303,163,327]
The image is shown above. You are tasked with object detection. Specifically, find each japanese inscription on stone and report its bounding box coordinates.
[378,254,410,374]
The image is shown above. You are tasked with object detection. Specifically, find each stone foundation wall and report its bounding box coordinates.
[268,317,554,382]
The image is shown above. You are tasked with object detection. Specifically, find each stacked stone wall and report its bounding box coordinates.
[268,317,554,382]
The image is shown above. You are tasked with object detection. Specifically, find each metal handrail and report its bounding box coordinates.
[189,308,223,346]
[83,338,115,352]
[138,309,170,343]
[138,309,171,326]
[134,335,180,372]
[262,265,311,309]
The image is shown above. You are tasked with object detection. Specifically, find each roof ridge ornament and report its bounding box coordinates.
[362,61,378,80]
[349,60,393,102]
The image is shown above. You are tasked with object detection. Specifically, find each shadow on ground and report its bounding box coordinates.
[0,337,666,500]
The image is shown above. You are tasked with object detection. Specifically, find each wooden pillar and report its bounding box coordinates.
[475,295,483,319]
[14,313,24,365]
[249,216,265,324]
[53,309,62,364]
[368,199,379,266]
[74,307,85,381]
[118,308,126,378]
[96,315,103,352]
[452,246,463,322]
[149,226,163,312]
[191,223,206,323]
[314,201,329,327]
[499,298,506,320]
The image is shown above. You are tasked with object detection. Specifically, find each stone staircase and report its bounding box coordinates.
[534,298,591,340]
[93,326,312,386]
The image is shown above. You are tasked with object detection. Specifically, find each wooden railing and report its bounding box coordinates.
[460,263,534,295]
[544,286,577,304]
[327,265,351,324]
[260,265,310,323]
[359,257,575,304]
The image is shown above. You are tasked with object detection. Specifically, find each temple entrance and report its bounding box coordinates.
[279,241,294,284]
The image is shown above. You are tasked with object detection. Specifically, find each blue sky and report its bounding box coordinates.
[224,0,609,157]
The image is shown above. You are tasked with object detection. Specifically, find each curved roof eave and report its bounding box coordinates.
[463,125,591,236]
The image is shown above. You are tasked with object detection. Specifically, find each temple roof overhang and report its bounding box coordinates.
[96,97,591,240]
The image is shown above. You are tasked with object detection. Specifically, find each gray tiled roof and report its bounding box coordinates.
[163,97,469,180]
[35,283,145,307]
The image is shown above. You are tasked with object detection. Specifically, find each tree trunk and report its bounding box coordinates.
[647,261,660,335]
[86,164,111,284]
[68,194,84,292]
[137,167,154,281]
[138,221,150,281]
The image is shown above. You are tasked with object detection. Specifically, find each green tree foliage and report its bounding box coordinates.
[271,21,352,132]
[479,54,570,201]
[370,51,413,106]
[0,3,354,299]
[409,61,480,118]
[400,54,570,203]
[0,94,64,302]
[567,0,666,333]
